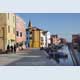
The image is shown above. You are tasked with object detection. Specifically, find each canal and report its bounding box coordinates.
[53,45,75,66]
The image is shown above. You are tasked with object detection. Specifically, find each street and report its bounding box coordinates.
[0,46,75,66]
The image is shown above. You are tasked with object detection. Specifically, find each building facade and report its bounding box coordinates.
[32,27,41,48]
[72,34,80,49]
[26,21,32,48]
[0,13,16,50]
[16,16,26,49]
[26,21,51,48]
[50,35,61,45]
[26,21,41,48]
[40,30,46,47]
[60,38,67,44]
[40,31,51,47]
[72,34,80,43]
[45,31,51,47]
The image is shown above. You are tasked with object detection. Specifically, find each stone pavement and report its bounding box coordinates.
[0,46,74,66]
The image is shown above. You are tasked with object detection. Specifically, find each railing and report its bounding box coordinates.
[67,43,80,66]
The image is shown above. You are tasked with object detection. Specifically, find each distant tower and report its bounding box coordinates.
[28,20,32,28]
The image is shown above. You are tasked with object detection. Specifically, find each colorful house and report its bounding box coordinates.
[26,21,41,48]
[46,31,51,47]
[40,30,46,47]
[40,31,51,47]
[26,21,51,48]
[16,16,26,50]
[0,13,16,51]
[50,35,61,45]
[32,27,41,48]
[26,21,32,48]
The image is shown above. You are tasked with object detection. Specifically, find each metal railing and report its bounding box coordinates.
[67,43,80,66]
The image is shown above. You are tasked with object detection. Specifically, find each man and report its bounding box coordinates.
[14,44,16,53]
[7,44,10,53]
[10,45,13,53]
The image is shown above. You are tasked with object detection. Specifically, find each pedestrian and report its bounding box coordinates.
[10,45,13,53]
[14,44,16,53]
[7,44,10,53]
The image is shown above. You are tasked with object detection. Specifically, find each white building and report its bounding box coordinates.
[40,31,51,47]
[46,31,51,47]
[40,31,46,47]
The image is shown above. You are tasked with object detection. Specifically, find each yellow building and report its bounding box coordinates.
[0,13,16,50]
[26,21,41,48]
[32,27,41,48]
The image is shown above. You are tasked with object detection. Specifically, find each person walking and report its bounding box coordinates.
[10,45,13,53]
[7,44,10,53]
[14,44,16,53]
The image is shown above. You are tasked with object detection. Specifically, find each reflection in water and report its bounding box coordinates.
[53,52,68,64]
[47,45,73,65]
[53,58,60,63]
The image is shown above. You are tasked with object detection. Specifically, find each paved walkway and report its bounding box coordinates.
[6,49,59,66]
[0,46,74,66]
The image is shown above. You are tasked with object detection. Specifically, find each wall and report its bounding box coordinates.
[46,32,51,47]
[0,13,7,50]
[51,36,61,45]
[32,29,40,48]
[0,13,16,50]
[16,16,26,49]
[40,31,46,47]
[26,30,30,48]
[6,13,16,48]
[0,27,4,50]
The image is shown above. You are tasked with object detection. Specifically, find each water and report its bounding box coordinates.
[55,45,74,66]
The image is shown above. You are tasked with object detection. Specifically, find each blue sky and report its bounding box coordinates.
[16,13,80,42]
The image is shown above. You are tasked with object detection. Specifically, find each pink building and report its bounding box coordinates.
[16,16,26,50]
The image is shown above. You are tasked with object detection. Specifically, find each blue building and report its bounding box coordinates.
[26,30,30,48]
[26,21,32,48]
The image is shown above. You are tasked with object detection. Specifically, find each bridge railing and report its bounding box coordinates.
[67,42,80,66]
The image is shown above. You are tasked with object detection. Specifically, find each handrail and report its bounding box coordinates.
[67,43,80,66]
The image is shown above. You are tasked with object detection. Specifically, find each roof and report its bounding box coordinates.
[32,27,43,31]
[26,26,48,32]
[51,34,58,37]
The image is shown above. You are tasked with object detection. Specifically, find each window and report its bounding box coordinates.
[41,37,43,41]
[41,42,44,45]
[30,32,32,34]
[16,31,19,36]
[26,29,29,31]
[27,37,28,40]
[8,40,10,44]
[27,32,29,35]
[20,32,22,37]
[8,25,10,33]
[30,37,32,40]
